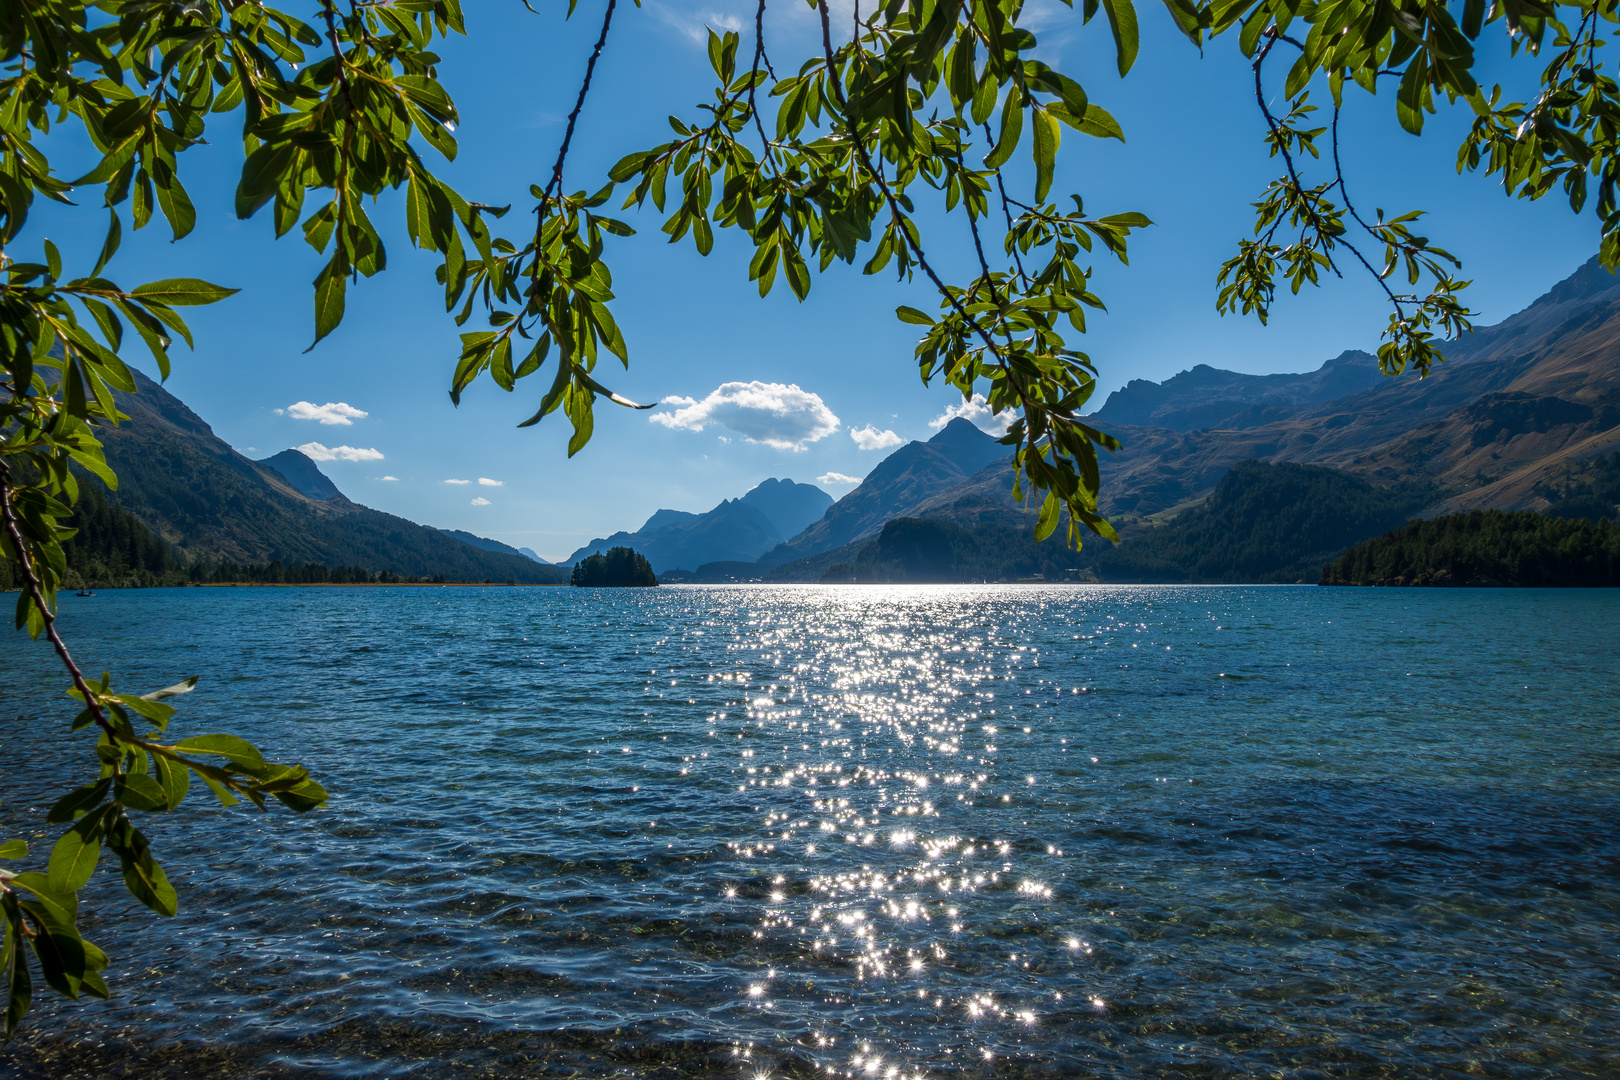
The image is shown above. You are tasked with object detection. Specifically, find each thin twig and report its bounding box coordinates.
[958,152,995,287]
[987,123,1029,288]
[0,465,114,741]
[749,0,776,159]
[531,0,618,283]
[1330,101,1382,244]
[1253,31,1399,297]
[319,1,354,108]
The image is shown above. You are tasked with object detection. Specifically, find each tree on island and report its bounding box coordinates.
[5,0,1620,1041]
[571,546,659,587]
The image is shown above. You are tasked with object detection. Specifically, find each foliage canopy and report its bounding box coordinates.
[4,0,1620,1042]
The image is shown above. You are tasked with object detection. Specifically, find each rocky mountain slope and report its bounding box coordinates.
[1089,255,1620,518]
[756,419,1011,566]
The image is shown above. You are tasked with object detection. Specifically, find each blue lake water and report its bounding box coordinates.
[2,584,1618,1079]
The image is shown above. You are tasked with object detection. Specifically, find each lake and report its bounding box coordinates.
[2,584,1617,1078]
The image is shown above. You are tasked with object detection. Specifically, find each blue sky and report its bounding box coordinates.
[28,0,1601,558]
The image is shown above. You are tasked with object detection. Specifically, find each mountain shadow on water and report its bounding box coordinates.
[571,547,658,587]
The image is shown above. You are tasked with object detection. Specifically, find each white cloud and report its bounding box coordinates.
[649,1,743,44]
[297,442,383,462]
[817,472,862,485]
[283,401,368,426]
[929,394,1013,436]
[650,381,840,451]
[380,475,399,482]
[477,478,503,487]
[444,478,471,485]
[470,497,492,506]
[850,425,902,451]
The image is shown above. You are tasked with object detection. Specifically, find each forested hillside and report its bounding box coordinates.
[0,488,514,590]
[1322,511,1620,586]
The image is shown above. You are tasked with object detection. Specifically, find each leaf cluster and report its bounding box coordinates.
[0,674,324,1040]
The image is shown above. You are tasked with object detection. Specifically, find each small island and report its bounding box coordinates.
[570,546,658,587]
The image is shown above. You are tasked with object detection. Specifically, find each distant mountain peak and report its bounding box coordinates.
[258,449,345,501]
[740,477,833,539]
[926,417,1009,475]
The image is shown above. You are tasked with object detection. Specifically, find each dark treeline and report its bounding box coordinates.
[571,546,658,587]
[1322,510,1620,586]
[0,485,478,590]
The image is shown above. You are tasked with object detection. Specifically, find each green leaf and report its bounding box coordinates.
[985,95,1024,170]
[152,164,197,241]
[29,922,89,999]
[153,753,190,811]
[896,305,936,326]
[167,734,267,771]
[7,874,77,933]
[108,824,177,918]
[310,257,347,348]
[45,779,112,824]
[971,71,998,126]
[129,279,239,307]
[0,841,27,860]
[1032,108,1060,203]
[91,209,122,278]
[115,773,168,813]
[46,805,112,893]
[1100,0,1140,76]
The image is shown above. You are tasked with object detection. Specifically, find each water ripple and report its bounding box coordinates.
[2,584,1617,1079]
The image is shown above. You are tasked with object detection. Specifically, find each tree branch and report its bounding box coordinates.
[0,463,115,741]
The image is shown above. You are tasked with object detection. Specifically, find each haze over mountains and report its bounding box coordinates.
[561,478,832,572]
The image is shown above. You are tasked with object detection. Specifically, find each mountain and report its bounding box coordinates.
[737,477,835,538]
[758,418,1011,565]
[93,370,568,583]
[258,449,345,500]
[762,461,1433,584]
[1085,255,1620,519]
[735,255,1620,584]
[561,478,831,572]
[435,528,543,562]
[1095,350,1385,432]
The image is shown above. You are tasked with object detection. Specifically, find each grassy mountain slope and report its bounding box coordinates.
[95,371,567,582]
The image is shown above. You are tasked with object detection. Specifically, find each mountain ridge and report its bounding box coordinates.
[94,370,568,583]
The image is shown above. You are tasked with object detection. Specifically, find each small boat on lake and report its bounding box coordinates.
[75,590,95,597]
